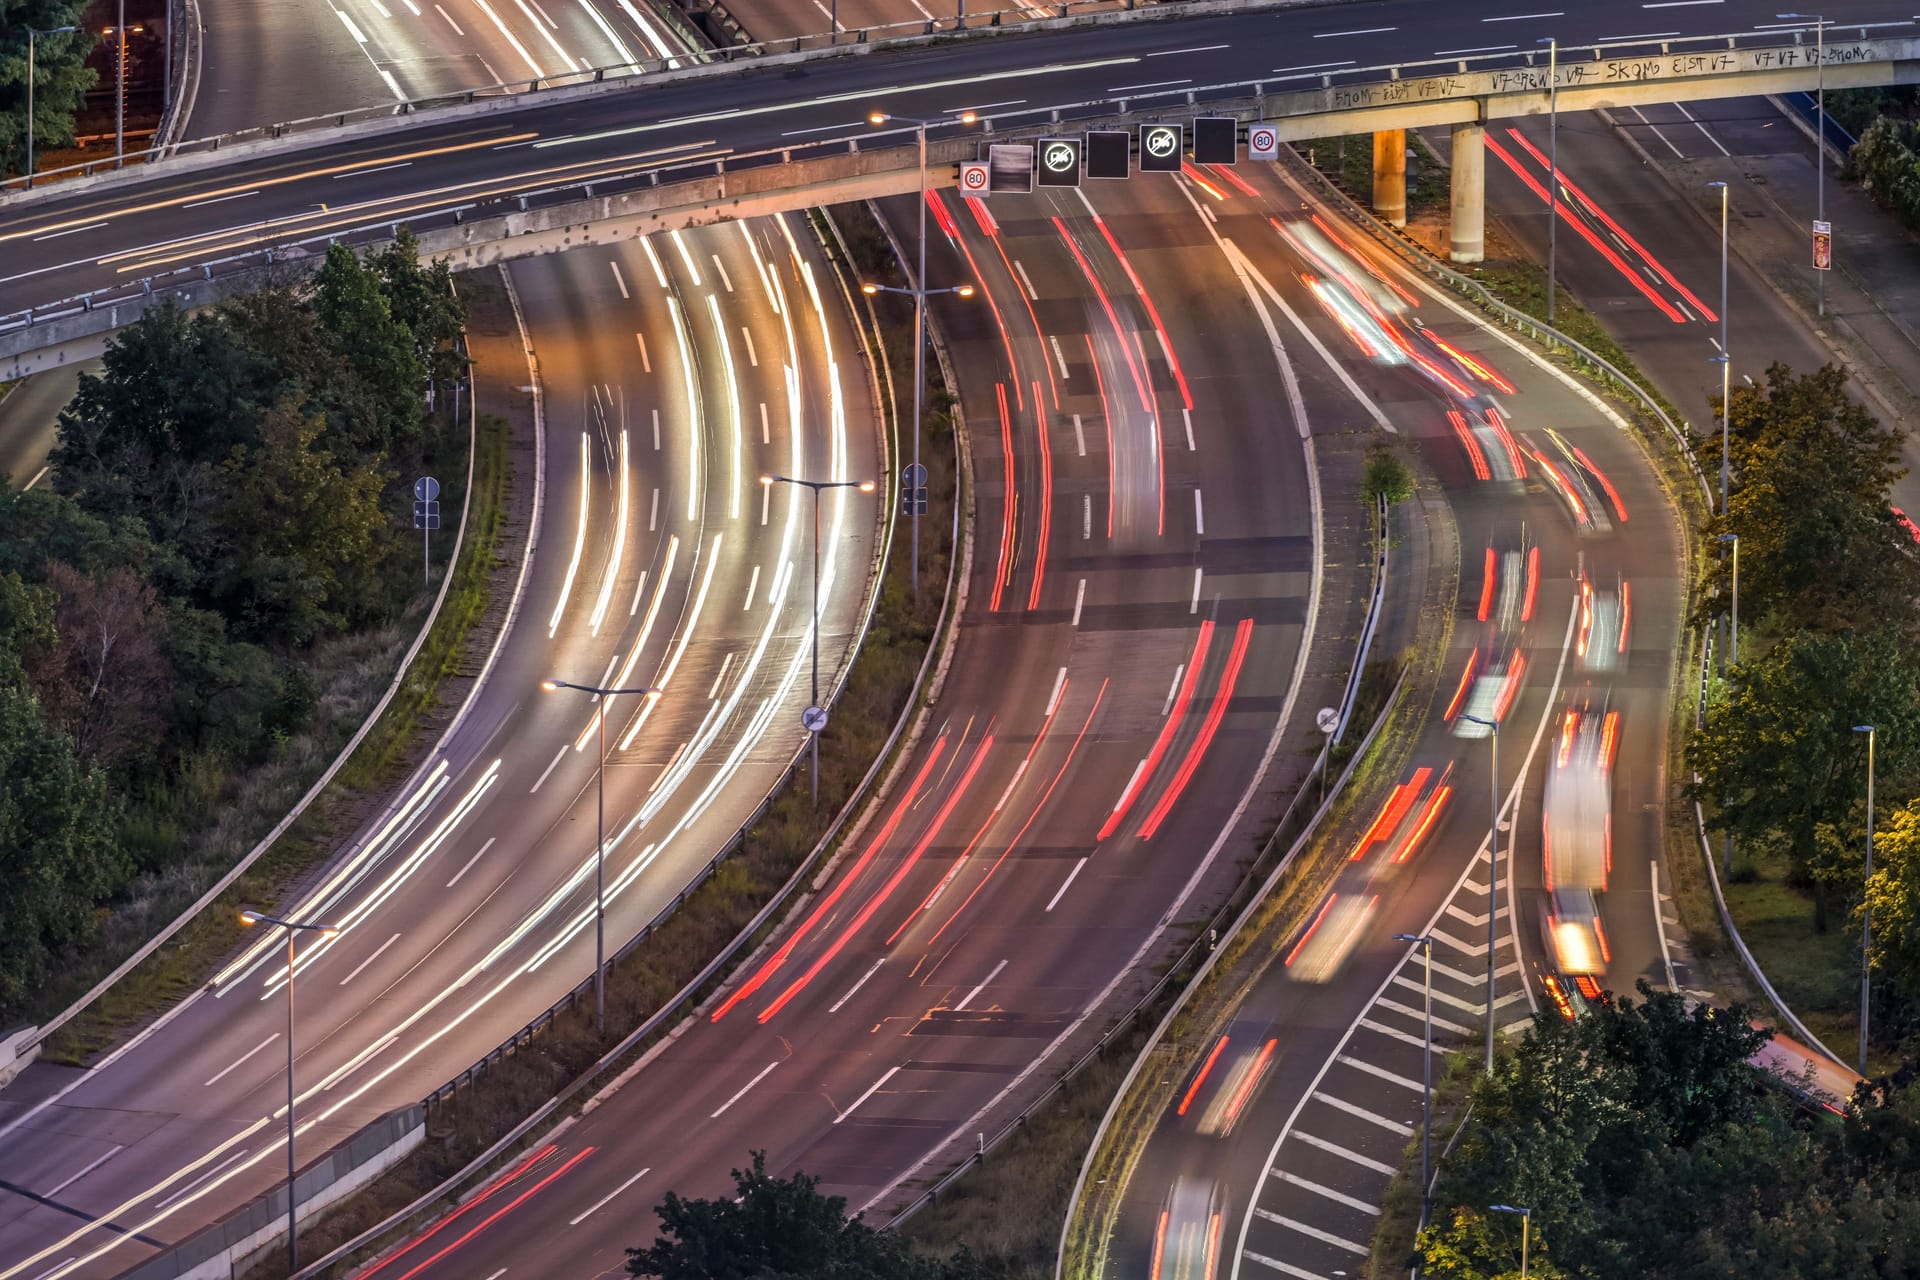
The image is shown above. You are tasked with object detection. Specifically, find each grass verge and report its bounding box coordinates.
[242,202,961,1279]
[36,274,516,1061]
[1363,1047,1478,1280]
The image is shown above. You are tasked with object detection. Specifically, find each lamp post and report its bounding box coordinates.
[539,677,662,1034]
[1855,722,1876,1076]
[1779,12,1828,315]
[237,909,339,1273]
[1459,712,1500,1073]
[25,26,79,186]
[1393,932,1435,1225]
[867,109,978,599]
[105,14,145,167]
[761,473,876,806]
[1538,37,1559,327]
[1708,180,1731,517]
[1716,533,1739,668]
[1489,1204,1533,1278]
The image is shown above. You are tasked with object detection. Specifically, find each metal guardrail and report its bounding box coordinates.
[1333,492,1388,745]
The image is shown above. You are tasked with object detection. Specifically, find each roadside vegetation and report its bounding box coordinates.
[0,230,466,1033]
[1416,986,1920,1279]
[1685,364,1920,1066]
[0,9,94,179]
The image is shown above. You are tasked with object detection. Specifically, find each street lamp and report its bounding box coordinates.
[1538,37,1559,327]
[1708,180,1731,518]
[867,109,978,599]
[24,26,79,186]
[103,17,145,167]
[1459,711,1500,1073]
[1856,722,1876,1076]
[1716,533,1739,669]
[1393,932,1435,1226]
[760,473,876,806]
[1779,13,1829,315]
[237,909,339,1273]
[1489,1204,1533,1278]
[539,677,662,1034]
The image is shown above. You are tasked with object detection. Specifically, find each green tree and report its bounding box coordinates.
[0,682,123,1020]
[1689,627,1920,929]
[1864,800,1920,1001]
[372,228,467,404]
[629,1152,998,1280]
[1362,443,1416,506]
[1700,363,1917,634]
[0,4,95,178]
[312,242,429,458]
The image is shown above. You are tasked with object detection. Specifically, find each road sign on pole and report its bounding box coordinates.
[1248,123,1280,161]
[414,475,441,502]
[902,462,928,516]
[959,161,989,195]
[1813,219,1833,271]
[413,477,442,586]
[1194,117,1237,165]
[1037,137,1082,187]
[1139,123,1183,172]
[1086,130,1130,179]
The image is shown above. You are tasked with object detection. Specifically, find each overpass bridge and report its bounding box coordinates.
[2,0,1914,378]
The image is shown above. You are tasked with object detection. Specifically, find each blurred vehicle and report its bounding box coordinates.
[1351,762,1455,867]
[1152,1176,1224,1280]
[1542,703,1617,978]
[1285,893,1377,984]
[1577,571,1629,672]
[1449,405,1528,484]
[1178,1019,1279,1138]
[1538,967,1611,1020]
[1447,640,1527,739]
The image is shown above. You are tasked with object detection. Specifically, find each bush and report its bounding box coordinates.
[1361,444,1416,505]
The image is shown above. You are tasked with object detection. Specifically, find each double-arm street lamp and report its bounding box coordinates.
[1458,712,1501,1073]
[237,909,338,1272]
[1490,1204,1534,1278]
[1393,932,1436,1226]
[1779,13,1830,315]
[867,109,978,597]
[24,26,79,185]
[761,473,876,806]
[1857,722,1876,1075]
[103,14,146,167]
[1539,36,1559,327]
[540,677,662,1033]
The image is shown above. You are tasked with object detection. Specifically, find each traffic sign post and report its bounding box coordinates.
[902,462,928,516]
[1813,219,1833,271]
[1037,137,1082,187]
[1139,123,1183,172]
[959,161,989,195]
[1194,117,1237,165]
[1087,129,1130,179]
[1248,123,1280,161]
[412,476,441,586]
[988,143,1035,193]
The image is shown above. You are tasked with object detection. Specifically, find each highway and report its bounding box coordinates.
[4,0,1914,327]
[0,213,884,1280]
[1103,150,1689,1280]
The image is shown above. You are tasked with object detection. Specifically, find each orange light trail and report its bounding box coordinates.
[710,740,946,1021]
[1206,162,1261,199]
[1601,710,1621,771]
[1426,331,1516,394]
[1443,648,1479,722]
[1179,162,1228,201]
[1100,622,1214,840]
[1571,445,1629,523]
[1484,408,1527,479]
[1139,617,1254,839]
[931,190,1022,408]
[1053,216,1153,415]
[1396,783,1452,863]
[1449,409,1491,481]
[1491,652,1528,722]
[1306,212,1421,308]
[1028,378,1052,609]
[991,382,1018,613]
[1361,767,1432,855]
[757,734,996,1022]
[1151,1211,1170,1280]
[1220,1039,1278,1130]
[1618,580,1632,652]
[1477,546,1497,622]
[1093,214,1193,411]
[1522,545,1540,622]
[1285,895,1340,968]
[364,1144,595,1280]
[1178,1035,1232,1117]
[1527,446,1590,525]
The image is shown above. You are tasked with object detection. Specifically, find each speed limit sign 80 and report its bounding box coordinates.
[1248,124,1281,161]
[959,162,989,194]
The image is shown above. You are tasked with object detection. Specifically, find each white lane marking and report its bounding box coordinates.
[831,958,885,1013]
[760,481,770,527]
[954,959,1008,1012]
[1194,489,1205,536]
[1081,494,1092,540]
[530,744,568,793]
[707,651,736,701]
[1336,1053,1425,1090]
[1654,859,1677,989]
[628,570,648,618]
[635,331,650,371]
[1047,666,1068,716]
[1251,1210,1368,1255]
[1358,1018,1445,1054]
[1151,43,1231,55]
[1376,996,1470,1038]
[744,565,761,611]
[203,1035,279,1087]
[1161,664,1185,716]
[336,10,369,40]
[482,1271,506,1280]
[44,1146,125,1199]
[1072,578,1087,627]
[1482,9,1564,19]
[1049,334,1070,379]
[568,1166,652,1223]
[1183,408,1195,451]
[1045,856,1088,912]
[1013,259,1040,301]
[1597,29,1680,39]
[434,2,464,31]
[338,932,402,986]
[1313,1091,1412,1134]
[333,161,409,178]
[1242,1253,1330,1279]
[1674,101,1733,157]
[1315,26,1395,37]
[649,487,660,533]
[1293,1131,1396,1175]
[446,836,497,887]
[742,327,758,367]
[182,189,259,209]
[1434,43,1517,54]
[1279,1171,1379,1215]
[31,221,108,241]
[25,466,50,491]
[151,1147,250,1210]
[834,1066,901,1124]
[1190,568,1203,614]
[711,255,734,292]
[810,0,845,32]
[651,407,661,450]
[1630,105,1687,158]
[1428,927,1485,956]
[1108,78,1191,93]
[1072,413,1086,456]
[759,402,770,444]
[1645,0,1721,6]
[1271,59,1354,72]
[708,1062,780,1119]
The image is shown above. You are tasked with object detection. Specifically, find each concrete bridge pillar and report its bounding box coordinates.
[1450,120,1485,264]
[1372,129,1407,227]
